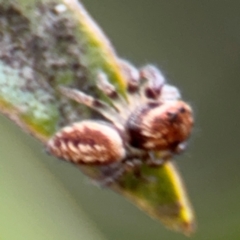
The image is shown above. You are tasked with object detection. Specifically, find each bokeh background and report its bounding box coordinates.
[1,1,240,240]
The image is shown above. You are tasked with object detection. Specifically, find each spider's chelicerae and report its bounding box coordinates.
[47,61,193,182]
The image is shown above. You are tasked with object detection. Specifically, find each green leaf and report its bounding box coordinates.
[0,0,195,235]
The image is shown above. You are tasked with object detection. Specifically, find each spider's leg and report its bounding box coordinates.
[140,65,182,102]
[97,72,131,119]
[118,60,140,104]
[159,84,181,102]
[145,151,174,167]
[96,162,125,186]
[139,65,166,101]
[59,86,122,126]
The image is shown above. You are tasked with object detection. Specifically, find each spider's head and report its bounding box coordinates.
[126,100,193,152]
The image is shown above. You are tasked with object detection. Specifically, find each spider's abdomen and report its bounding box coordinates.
[126,101,193,152]
[47,121,126,165]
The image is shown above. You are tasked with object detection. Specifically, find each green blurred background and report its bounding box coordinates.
[1,1,240,239]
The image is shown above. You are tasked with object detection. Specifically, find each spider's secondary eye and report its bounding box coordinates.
[47,121,126,165]
[126,101,193,151]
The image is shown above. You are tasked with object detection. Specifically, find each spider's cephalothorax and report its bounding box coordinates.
[47,61,193,168]
[126,100,193,152]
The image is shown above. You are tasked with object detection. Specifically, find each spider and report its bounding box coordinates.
[47,60,193,182]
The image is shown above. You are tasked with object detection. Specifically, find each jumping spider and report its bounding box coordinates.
[47,61,193,183]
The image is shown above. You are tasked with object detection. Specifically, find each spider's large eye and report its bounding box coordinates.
[126,101,193,152]
[47,121,126,165]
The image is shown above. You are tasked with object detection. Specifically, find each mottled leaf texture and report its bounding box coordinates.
[0,0,195,235]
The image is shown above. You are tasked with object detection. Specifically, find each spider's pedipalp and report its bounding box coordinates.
[59,86,121,124]
[140,65,166,100]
